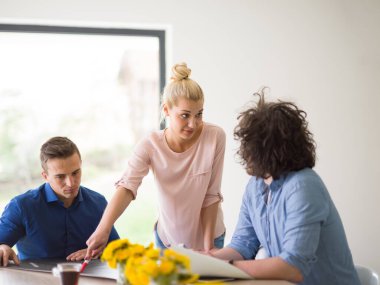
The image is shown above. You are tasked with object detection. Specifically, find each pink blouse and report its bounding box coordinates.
[115,122,226,250]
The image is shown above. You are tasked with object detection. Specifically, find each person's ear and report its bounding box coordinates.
[41,170,48,181]
[163,103,170,117]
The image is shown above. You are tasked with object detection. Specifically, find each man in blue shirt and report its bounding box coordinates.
[211,90,360,285]
[0,136,119,266]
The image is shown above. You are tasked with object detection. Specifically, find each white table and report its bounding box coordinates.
[0,267,293,285]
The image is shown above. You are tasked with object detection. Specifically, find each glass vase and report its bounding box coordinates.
[117,262,129,285]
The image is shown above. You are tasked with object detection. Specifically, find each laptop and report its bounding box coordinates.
[7,258,117,279]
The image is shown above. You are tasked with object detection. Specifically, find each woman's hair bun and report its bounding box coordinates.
[171,62,191,81]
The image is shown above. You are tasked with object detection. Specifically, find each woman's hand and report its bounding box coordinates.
[85,229,110,260]
[197,247,220,256]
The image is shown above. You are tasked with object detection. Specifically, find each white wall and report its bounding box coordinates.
[2,0,380,274]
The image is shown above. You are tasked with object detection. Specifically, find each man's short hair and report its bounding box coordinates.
[40,136,81,171]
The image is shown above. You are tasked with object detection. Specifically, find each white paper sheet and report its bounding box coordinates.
[171,246,252,279]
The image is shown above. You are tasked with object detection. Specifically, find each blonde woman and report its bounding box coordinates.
[86,63,226,258]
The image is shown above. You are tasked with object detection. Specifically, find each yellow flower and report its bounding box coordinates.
[141,259,159,277]
[114,248,131,261]
[101,238,131,262]
[163,249,190,269]
[107,258,117,269]
[130,244,145,256]
[136,269,150,285]
[159,259,175,275]
[145,248,160,259]
[102,239,198,285]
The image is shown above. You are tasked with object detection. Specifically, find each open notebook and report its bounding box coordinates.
[7,258,117,279]
[171,246,252,279]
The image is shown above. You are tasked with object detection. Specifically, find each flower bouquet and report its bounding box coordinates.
[101,239,199,285]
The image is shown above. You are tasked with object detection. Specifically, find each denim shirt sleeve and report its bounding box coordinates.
[228,179,260,260]
[0,199,25,246]
[279,177,329,277]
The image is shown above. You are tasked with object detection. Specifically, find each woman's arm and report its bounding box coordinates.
[85,186,134,259]
[201,127,226,251]
[200,201,219,251]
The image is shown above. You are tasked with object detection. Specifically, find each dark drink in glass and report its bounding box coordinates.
[60,269,80,285]
[53,263,81,285]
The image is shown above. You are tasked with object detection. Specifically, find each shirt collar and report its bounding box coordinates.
[44,183,59,203]
[257,173,287,194]
[269,174,286,192]
[44,183,84,205]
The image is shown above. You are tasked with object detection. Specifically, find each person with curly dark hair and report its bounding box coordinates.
[211,89,360,285]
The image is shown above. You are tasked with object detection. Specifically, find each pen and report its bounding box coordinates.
[80,259,90,273]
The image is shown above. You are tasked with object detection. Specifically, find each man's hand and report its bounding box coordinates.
[66,249,87,261]
[67,248,101,261]
[0,244,20,267]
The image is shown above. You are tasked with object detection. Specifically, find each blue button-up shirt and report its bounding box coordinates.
[0,183,119,260]
[228,168,360,285]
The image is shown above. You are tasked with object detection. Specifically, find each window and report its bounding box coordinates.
[0,24,166,244]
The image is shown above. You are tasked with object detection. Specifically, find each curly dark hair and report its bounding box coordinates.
[234,90,316,179]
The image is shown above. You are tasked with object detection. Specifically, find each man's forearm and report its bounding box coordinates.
[235,257,303,283]
[212,248,303,283]
[211,246,244,260]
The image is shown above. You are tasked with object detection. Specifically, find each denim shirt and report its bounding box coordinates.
[228,168,360,285]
